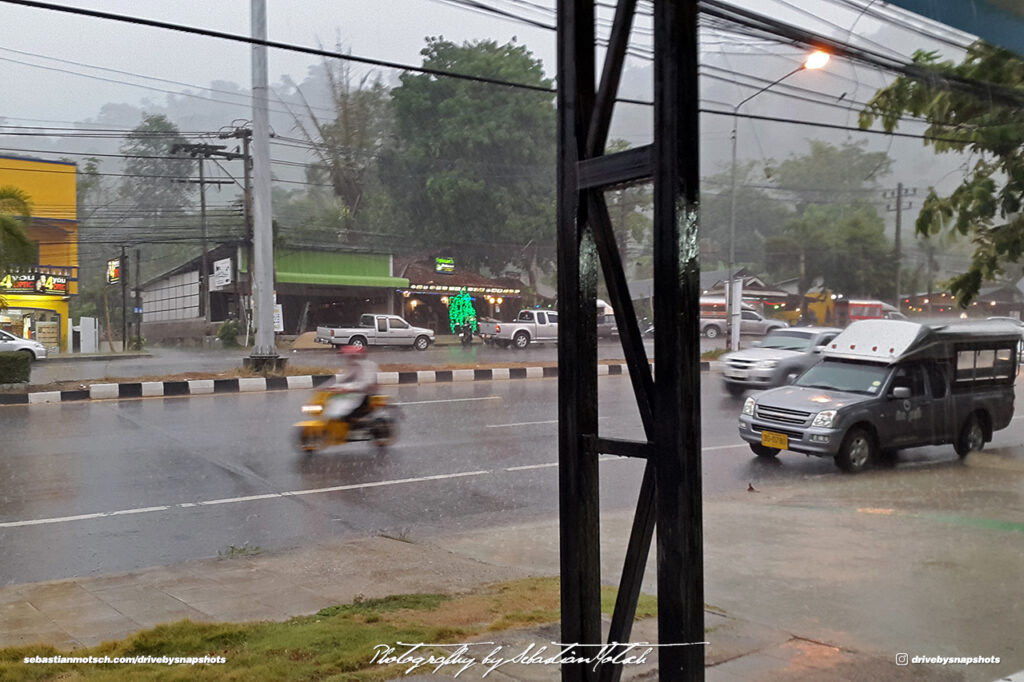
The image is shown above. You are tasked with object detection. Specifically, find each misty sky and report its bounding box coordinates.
[1,0,976,127]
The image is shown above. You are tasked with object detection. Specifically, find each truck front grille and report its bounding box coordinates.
[755,404,812,426]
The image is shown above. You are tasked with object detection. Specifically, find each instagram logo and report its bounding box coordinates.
[895,653,909,666]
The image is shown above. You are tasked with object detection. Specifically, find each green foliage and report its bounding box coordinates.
[127,336,146,351]
[766,140,892,209]
[383,37,556,271]
[766,203,895,299]
[120,113,195,218]
[0,186,36,271]
[447,290,478,333]
[860,41,1024,304]
[0,351,31,384]
[217,319,241,348]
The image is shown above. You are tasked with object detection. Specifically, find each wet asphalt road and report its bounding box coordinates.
[28,335,728,384]
[4,373,1022,586]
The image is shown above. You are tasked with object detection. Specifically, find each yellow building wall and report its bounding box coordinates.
[0,156,79,350]
[0,155,77,220]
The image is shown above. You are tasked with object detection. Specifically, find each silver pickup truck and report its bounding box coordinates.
[315,314,434,350]
[737,320,1018,472]
[478,309,558,349]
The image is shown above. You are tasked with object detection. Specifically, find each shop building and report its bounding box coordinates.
[0,155,78,352]
[140,245,409,343]
[394,256,524,333]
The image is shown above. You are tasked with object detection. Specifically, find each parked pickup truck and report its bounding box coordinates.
[478,309,558,349]
[315,314,434,350]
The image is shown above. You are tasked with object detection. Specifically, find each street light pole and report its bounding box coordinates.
[726,51,828,350]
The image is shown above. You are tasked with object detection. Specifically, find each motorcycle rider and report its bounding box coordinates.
[323,345,379,423]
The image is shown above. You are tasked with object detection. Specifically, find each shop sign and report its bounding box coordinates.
[106,258,121,284]
[213,258,232,288]
[0,272,70,295]
[435,257,455,274]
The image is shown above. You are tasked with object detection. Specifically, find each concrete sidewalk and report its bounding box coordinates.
[6,450,1023,680]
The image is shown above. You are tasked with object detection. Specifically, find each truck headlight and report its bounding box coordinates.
[755,359,779,369]
[301,404,323,414]
[742,397,756,416]
[811,410,837,428]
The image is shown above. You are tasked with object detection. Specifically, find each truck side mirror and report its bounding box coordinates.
[891,386,911,399]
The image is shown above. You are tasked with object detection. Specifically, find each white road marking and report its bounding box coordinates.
[0,442,745,529]
[394,397,502,406]
[486,417,610,428]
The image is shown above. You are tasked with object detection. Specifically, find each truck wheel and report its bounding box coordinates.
[703,325,720,339]
[512,332,530,349]
[954,414,984,458]
[413,335,430,351]
[348,336,367,349]
[749,443,779,458]
[835,427,875,473]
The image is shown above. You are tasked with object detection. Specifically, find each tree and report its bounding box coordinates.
[860,41,1024,303]
[766,139,892,211]
[382,37,556,281]
[289,51,393,222]
[0,186,36,310]
[120,113,195,218]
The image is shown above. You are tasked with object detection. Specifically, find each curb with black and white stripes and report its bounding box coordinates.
[0,361,711,406]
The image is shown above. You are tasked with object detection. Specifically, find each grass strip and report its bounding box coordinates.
[0,577,657,681]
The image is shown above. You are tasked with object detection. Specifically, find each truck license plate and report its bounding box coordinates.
[727,369,748,379]
[761,431,788,450]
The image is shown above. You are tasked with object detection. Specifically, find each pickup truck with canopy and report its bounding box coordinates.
[737,320,1018,472]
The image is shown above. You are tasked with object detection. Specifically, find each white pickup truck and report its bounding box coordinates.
[315,314,435,350]
[478,309,558,349]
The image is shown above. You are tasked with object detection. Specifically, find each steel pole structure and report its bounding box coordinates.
[653,1,704,677]
[248,0,279,366]
[198,156,210,324]
[726,66,802,349]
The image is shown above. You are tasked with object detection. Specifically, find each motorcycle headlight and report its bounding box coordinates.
[755,359,779,369]
[742,397,756,416]
[811,410,837,428]
[302,404,323,414]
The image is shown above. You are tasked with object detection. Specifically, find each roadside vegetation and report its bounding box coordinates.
[0,577,657,682]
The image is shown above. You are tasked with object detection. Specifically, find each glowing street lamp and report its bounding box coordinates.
[726,50,829,350]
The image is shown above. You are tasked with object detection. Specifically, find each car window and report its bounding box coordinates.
[389,318,409,329]
[891,364,926,397]
[794,359,891,395]
[760,333,813,351]
[0,330,12,341]
[925,363,947,398]
[547,312,558,324]
[741,310,758,320]
[536,312,547,325]
[377,318,387,333]
[359,314,374,327]
[518,311,534,322]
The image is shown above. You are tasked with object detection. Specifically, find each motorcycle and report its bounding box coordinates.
[293,388,399,453]
[458,322,474,346]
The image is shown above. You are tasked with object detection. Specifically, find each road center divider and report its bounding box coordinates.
[1,362,710,407]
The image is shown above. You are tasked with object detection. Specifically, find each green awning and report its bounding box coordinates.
[245,249,409,288]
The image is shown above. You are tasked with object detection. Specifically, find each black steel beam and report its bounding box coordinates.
[577,145,654,190]
[558,1,601,680]
[585,435,652,459]
[653,0,705,679]
[586,0,638,157]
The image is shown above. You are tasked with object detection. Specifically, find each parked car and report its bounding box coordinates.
[0,329,47,360]
[701,309,787,339]
[720,326,842,396]
[478,309,558,349]
[315,314,434,350]
[738,320,1019,472]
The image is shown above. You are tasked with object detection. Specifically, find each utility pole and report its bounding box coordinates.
[134,248,142,343]
[219,123,254,328]
[247,0,283,370]
[171,143,240,326]
[885,184,915,309]
[120,245,128,352]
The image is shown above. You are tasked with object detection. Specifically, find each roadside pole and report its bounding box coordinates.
[120,245,127,352]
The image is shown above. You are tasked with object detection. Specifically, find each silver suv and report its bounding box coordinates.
[721,326,841,396]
